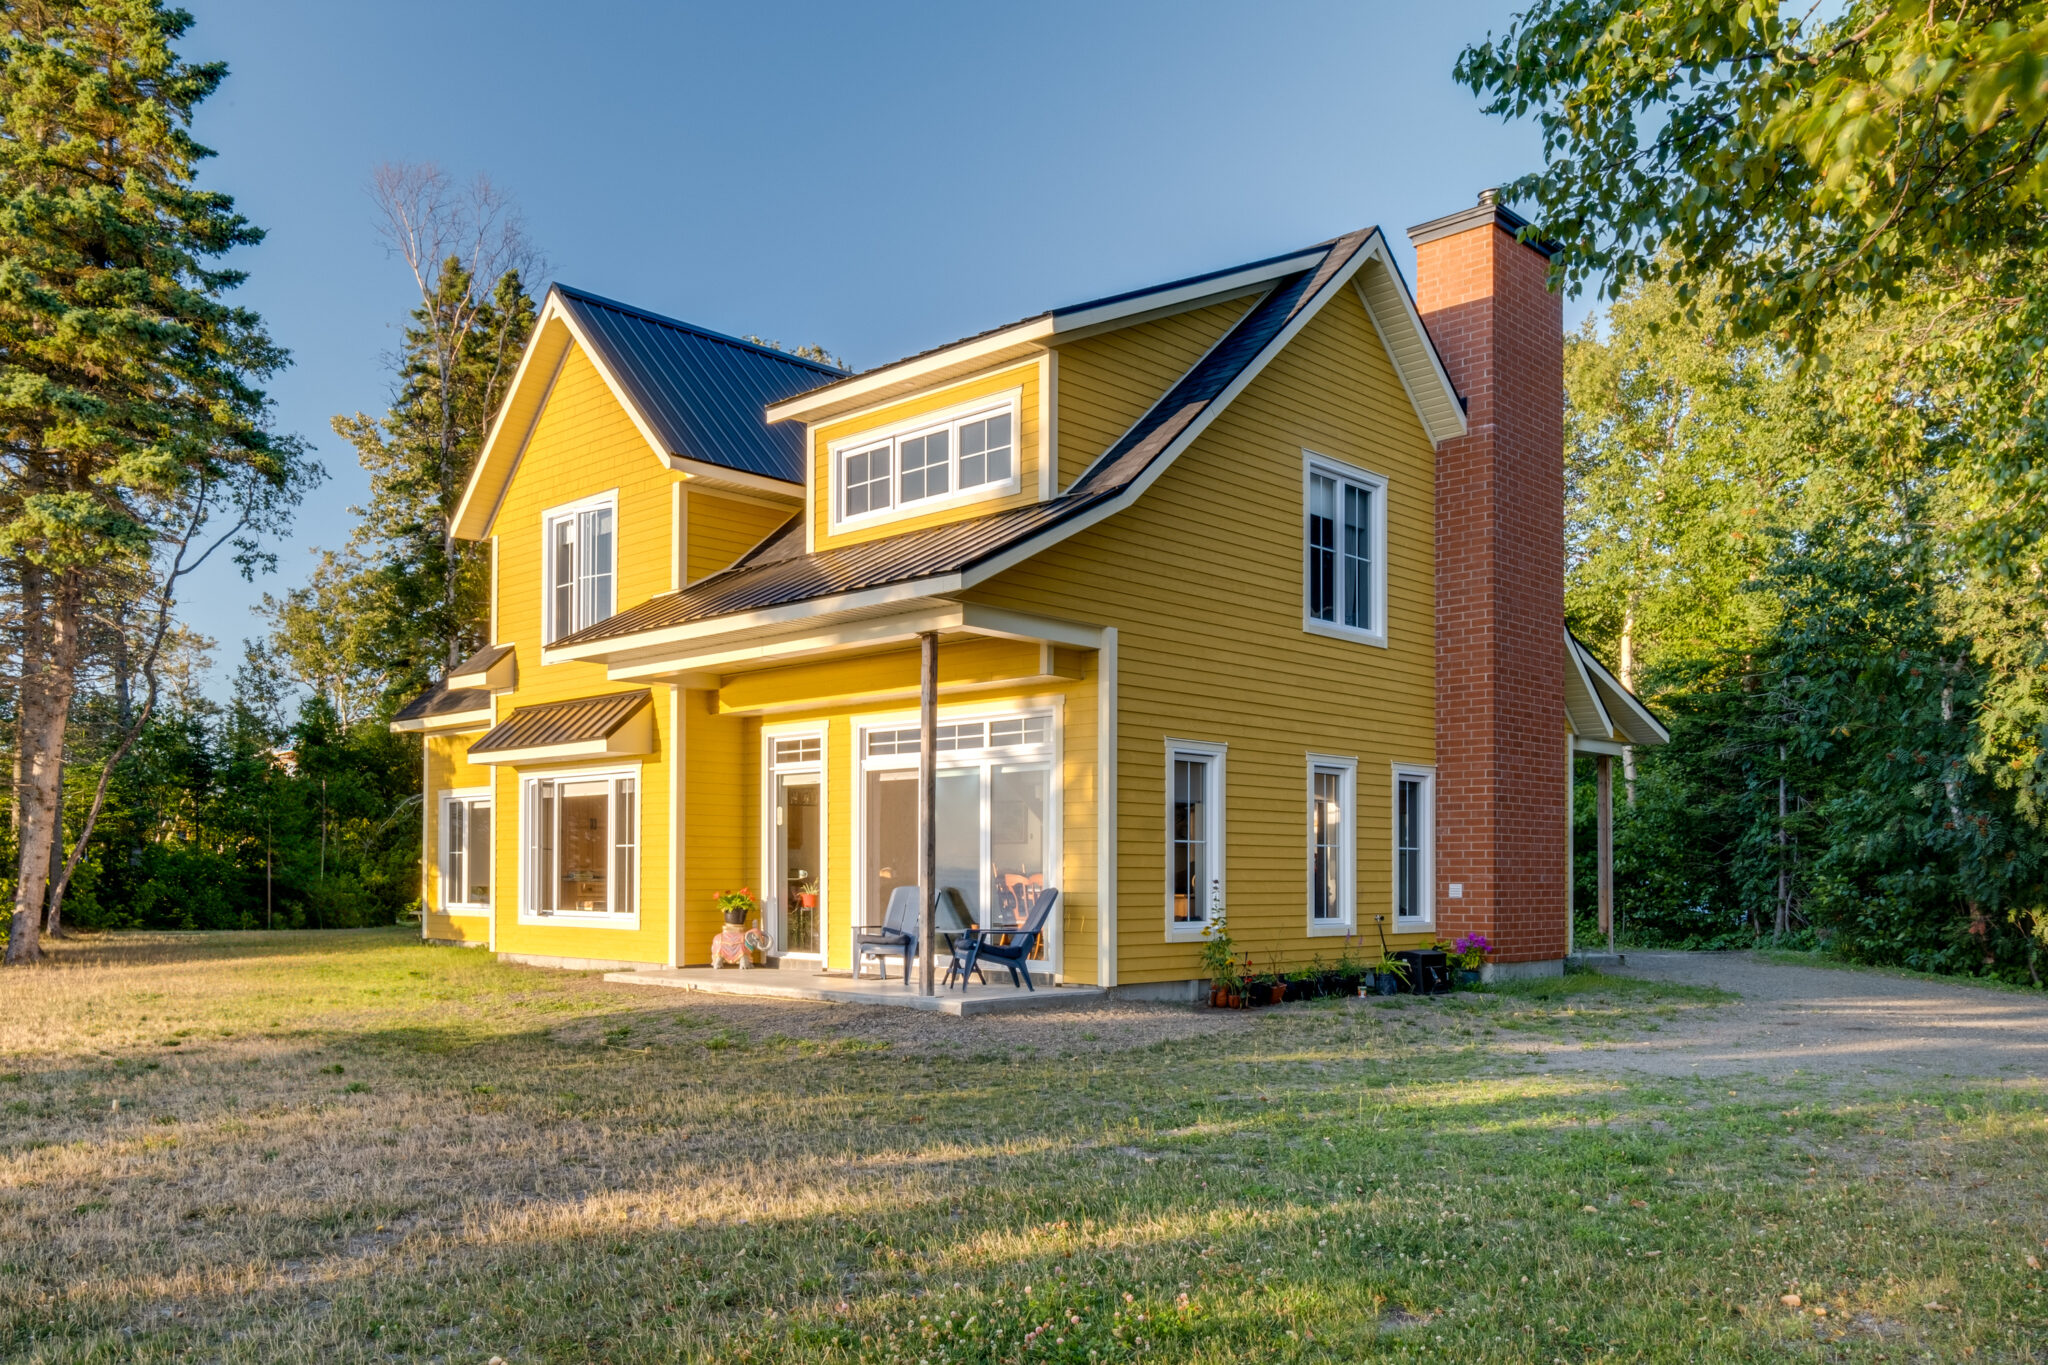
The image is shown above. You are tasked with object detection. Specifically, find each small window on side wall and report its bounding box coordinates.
[1393,766,1433,925]
[1304,454,1388,647]
[1166,739,1227,938]
[544,496,616,644]
[442,792,491,910]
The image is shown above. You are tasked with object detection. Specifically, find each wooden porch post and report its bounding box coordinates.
[1596,752,1614,953]
[918,631,938,996]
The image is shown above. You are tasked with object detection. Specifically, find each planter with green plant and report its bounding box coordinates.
[1441,932,1490,988]
[716,888,758,926]
[1198,900,1243,1007]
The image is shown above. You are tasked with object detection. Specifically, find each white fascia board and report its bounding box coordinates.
[1572,736,1629,757]
[389,708,495,735]
[1565,633,1617,741]
[664,455,803,501]
[766,322,1057,424]
[1351,241,1469,445]
[541,578,964,667]
[957,603,1104,649]
[764,248,1326,427]
[1578,641,1671,745]
[452,310,573,541]
[602,603,969,679]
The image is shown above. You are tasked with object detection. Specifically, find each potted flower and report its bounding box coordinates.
[716,887,758,926]
[794,876,819,909]
[1198,900,1243,1007]
[1441,932,1490,988]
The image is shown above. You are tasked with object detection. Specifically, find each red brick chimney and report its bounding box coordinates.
[1407,191,1568,972]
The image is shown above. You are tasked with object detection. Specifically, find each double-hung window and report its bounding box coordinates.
[1393,765,1434,925]
[833,396,1018,527]
[1166,739,1227,937]
[1307,755,1356,932]
[522,769,638,921]
[544,495,616,644]
[441,790,491,911]
[1304,454,1388,646]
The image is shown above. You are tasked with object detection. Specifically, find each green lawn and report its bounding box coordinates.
[1,928,2043,1363]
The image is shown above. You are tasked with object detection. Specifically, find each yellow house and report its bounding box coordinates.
[391,195,1665,997]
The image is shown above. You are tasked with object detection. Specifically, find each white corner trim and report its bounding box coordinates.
[1096,627,1118,988]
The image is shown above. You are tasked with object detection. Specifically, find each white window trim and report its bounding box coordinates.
[1164,737,1227,942]
[761,725,829,962]
[1306,753,1357,936]
[1302,451,1390,649]
[516,761,643,928]
[1392,762,1436,929]
[439,786,492,914]
[540,488,619,646]
[850,698,1063,974]
[828,388,1023,533]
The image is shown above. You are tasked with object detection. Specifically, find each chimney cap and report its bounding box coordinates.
[1407,190,1556,258]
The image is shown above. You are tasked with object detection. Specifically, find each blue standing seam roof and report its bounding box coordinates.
[553,285,845,487]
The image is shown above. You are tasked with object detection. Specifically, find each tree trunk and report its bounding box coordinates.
[1619,594,1638,807]
[40,752,65,938]
[7,566,80,964]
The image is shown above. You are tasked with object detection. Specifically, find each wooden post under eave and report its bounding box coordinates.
[1596,752,1614,953]
[918,631,938,996]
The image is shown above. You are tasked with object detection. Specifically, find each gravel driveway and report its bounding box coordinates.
[1554,951,2048,1084]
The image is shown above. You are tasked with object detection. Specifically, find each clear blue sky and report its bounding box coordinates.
[177,0,1575,692]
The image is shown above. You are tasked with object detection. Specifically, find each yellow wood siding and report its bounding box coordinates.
[717,638,1052,715]
[472,342,684,965]
[421,730,492,944]
[807,361,1043,550]
[686,488,791,585]
[679,692,752,967]
[1052,297,1256,488]
[970,285,1438,983]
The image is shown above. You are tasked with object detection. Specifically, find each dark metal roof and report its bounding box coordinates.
[553,235,1372,651]
[468,689,653,756]
[552,498,1113,646]
[449,642,512,678]
[554,285,844,486]
[391,682,492,725]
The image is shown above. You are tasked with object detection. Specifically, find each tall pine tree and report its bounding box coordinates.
[0,1,309,966]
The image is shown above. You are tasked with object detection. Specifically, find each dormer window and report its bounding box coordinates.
[830,393,1019,528]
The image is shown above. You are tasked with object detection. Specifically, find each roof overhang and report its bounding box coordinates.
[389,705,494,735]
[451,292,802,543]
[764,249,1330,427]
[448,643,517,692]
[465,689,657,766]
[1566,632,1669,749]
[563,599,1104,682]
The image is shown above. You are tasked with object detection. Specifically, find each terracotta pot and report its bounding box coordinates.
[798,894,818,908]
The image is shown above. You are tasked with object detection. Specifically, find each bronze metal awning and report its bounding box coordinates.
[466,689,654,765]
[447,642,516,691]
[389,683,493,734]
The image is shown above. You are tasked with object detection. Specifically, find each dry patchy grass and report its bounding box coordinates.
[1,929,2043,1363]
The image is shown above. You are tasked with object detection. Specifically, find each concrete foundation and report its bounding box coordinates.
[498,952,658,973]
[1481,957,1564,983]
[1108,979,1208,1005]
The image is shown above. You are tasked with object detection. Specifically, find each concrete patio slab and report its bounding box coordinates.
[601,966,1106,1016]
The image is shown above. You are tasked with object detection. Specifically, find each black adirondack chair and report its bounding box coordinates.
[947,888,1058,991]
[853,885,920,983]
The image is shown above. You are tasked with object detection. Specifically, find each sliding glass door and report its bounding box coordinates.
[857,711,1057,963]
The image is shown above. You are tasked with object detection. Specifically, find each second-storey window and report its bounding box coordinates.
[835,402,1015,524]
[545,497,615,644]
[1304,455,1388,645]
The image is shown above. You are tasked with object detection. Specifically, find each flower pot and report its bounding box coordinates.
[1455,968,1481,989]
[1371,970,1400,996]
[723,909,749,926]
[797,894,818,908]
[1268,983,1287,1006]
